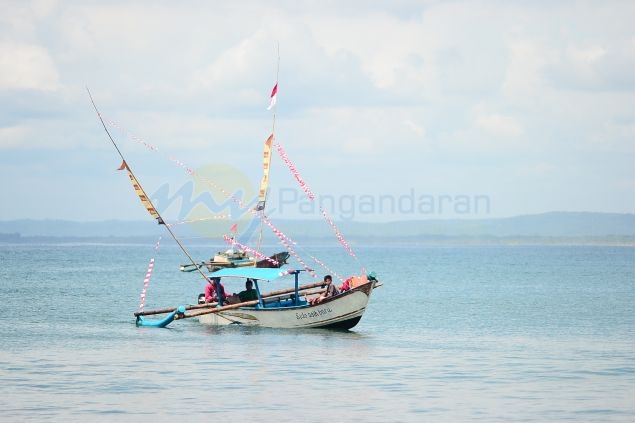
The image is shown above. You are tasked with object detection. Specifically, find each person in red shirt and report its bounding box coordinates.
[204,277,227,304]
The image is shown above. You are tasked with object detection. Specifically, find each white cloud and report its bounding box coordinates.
[502,40,556,105]
[0,42,60,91]
[307,10,435,95]
[403,119,425,137]
[0,119,94,150]
[475,113,522,138]
[1,1,635,219]
[569,45,606,64]
[274,105,432,162]
[616,178,635,190]
[0,125,30,149]
[518,162,557,177]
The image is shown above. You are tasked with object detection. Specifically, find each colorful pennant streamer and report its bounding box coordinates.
[222,235,279,266]
[260,215,316,278]
[308,254,344,283]
[275,143,315,200]
[166,215,230,227]
[257,134,274,211]
[275,141,357,259]
[102,114,159,152]
[320,207,356,258]
[139,236,162,311]
[103,116,346,280]
[118,160,164,224]
[168,156,194,175]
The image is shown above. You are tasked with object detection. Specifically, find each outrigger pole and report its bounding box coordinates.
[135,280,328,317]
[87,87,211,285]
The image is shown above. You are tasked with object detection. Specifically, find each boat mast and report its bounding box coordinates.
[255,44,280,256]
[87,87,210,283]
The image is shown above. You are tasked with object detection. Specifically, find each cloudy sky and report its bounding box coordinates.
[1,0,634,223]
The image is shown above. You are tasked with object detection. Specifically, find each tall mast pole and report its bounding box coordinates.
[87,87,210,283]
[255,43,280,255]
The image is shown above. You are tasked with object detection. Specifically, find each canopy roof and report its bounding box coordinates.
[209,267,295,282]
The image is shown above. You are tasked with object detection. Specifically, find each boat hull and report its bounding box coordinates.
[198,282,374,329]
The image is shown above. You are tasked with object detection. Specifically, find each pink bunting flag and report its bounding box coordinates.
[275,143,315,200]
[222,235,279,266]
[139,236,162,311]
[261,217,316,278]
[309,254,344,283]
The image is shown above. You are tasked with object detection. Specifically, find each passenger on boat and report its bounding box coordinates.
[309,275,339,305]
[204,277,228,303]
[339,277,352,292]
[238,279,259,302]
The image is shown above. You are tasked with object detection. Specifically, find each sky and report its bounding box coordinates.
[1,0,634,223]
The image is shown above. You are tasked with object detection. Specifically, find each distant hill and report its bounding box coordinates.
[1,212,634,245]
[474,212,635,237]
[0,219,161,238]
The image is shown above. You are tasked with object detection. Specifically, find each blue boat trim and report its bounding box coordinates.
[209,267,297,281]
[136,305,186,328]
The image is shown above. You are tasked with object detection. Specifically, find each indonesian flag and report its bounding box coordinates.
[267,83,278,110]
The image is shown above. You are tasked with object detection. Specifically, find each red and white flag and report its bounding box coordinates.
[267,83,278,110]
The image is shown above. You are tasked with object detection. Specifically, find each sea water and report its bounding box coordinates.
[0,243,634,422]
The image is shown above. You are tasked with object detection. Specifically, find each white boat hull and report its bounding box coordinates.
[199,282,374,329]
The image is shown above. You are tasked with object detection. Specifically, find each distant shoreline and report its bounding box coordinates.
[1,234,634,247]
[1,212,634,246]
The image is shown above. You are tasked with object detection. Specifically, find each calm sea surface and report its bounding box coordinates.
[1,243,634,422]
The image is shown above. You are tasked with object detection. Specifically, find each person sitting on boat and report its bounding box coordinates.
[339,277,352,292]
[237,279,259,302]
[204,277,227,303]
[308,275,339,305]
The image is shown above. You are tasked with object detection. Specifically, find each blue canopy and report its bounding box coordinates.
[209,267,295,282]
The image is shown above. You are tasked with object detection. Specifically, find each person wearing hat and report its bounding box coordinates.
[204,277,228,304]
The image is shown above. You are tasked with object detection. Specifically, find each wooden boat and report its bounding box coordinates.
[89,70,380,331]
[194,268,377,329]
[179,250,289,272]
